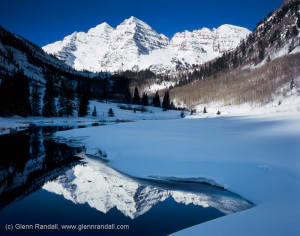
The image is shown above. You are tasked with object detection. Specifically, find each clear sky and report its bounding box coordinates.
[0,0,284,47]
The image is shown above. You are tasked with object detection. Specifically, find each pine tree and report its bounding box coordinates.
[241,40,246,56]
[289,39,295,53]
[152,91,161,107]
[42,73,57,117]
[170,101,175,110]
[12,70,31,117]
[180,110,185,118]
[78,94,89,117]
[290,79,295,90]
[65,81,75,117]
[108,108,114,117]
[132,87,140,104]
[162,90,170,111]
[58,81,67,117]
[58,80,74,117]
[292,26,298,36]
[0,73,14,117]
[92,105,97,116]
[285,29,290,39]
[233,51,239,68]
[31,83,41,116]
[142,93,148,106]
[259,48,265,61]
[124,88,131,104]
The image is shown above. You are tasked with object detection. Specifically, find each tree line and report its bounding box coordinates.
[0,69,178,118]
[123,86,176,111]
[0,69,112,118]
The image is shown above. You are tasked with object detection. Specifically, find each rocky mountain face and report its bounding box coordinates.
[43,17,250,73]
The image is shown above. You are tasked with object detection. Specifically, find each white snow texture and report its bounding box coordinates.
[43,17,250,73]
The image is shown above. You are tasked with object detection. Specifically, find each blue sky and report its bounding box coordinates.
[0,0,283,46]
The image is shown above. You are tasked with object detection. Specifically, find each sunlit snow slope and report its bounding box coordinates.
[43,17,250,73]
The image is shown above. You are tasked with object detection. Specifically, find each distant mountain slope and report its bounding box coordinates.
[43,17,250,73]
[0,25,97,83]
[168,0,300,111]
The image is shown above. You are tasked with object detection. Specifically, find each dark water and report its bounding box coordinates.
[0,126,252,236]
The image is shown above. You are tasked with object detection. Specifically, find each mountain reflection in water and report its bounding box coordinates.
[0,125,252,236]
[44,155,252,219]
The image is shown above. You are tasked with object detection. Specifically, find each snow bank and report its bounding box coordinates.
[55,114,300,235]
[0,101,182,135]
[192,85,300,119]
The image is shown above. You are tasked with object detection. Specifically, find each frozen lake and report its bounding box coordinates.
[0,126,252,236]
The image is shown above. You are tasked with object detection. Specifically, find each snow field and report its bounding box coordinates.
[55,114,300,236]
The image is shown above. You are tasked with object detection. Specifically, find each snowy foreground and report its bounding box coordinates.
[54,113,300,236]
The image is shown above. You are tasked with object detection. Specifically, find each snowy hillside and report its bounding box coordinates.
[43,17,250,73]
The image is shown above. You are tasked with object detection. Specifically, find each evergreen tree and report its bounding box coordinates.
[0,73,14,117]
[180,110,185,118]
[132,86,140,104]
[92,105,97,116]
[285,29,290,39]
[58,81,67,117]
[289,39,295,53]
[142,93,148,106]
[233,51,239,68]
[124,88,131,104]
[152,91,161,107]
[290,79,295,90]
[65,81,75,117]
[292,26,298,36]
[259,47,265,61]
[162,90,170,111]
[108,108,114,117]
[241,40,246,56]
[58,80,74,117]
[170,101,175,110]
[12,70,31,117]
[42,73,57,117]
[78,94,89,117]
[31,83,41,116]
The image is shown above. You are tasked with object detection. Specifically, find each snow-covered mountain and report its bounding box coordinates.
[43,17,251,73]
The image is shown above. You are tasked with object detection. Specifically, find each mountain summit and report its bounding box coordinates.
[43,17,250,73]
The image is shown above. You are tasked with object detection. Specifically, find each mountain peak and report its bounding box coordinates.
[87,22,114,36]
[128,16,140,22]
[118,16,152,30]
[43,17,250,73]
